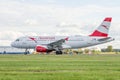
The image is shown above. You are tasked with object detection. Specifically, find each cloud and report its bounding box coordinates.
[24,19,39,26]
[0,31,23,46]
[0,31,23,40]
[0,31,38,46]
[0,0,120,48]
[0,40,11,46]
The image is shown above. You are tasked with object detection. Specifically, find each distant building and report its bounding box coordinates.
[0,46,25,54]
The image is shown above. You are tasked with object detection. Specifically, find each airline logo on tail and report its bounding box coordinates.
[89,17,112,37]
[101,25,108,30]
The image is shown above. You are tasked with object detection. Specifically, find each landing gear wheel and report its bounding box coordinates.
[59,51,63,54]
[24,49,29,55]
[56,51,63,55]
[24,51,29,55]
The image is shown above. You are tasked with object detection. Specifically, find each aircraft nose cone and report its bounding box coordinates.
[11,42,15,47]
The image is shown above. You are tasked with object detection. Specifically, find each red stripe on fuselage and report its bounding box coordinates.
[89,30,108,37]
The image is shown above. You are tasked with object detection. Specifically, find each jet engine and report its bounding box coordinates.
[35,45,47,52]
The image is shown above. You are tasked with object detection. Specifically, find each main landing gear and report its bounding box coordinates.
[56,51,63,55]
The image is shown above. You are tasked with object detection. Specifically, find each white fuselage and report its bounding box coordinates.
[11,17,114,53]
[11,35,114,49]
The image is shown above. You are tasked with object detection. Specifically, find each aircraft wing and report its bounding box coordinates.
[47,38,68,50]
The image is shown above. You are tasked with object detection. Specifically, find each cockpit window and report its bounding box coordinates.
[15,39,20,41]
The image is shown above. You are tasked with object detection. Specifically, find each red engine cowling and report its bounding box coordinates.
[35,45,47,52]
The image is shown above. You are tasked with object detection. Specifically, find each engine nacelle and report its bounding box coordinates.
[35,45,47,52]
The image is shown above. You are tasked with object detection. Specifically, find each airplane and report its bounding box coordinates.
[11,17,114,54]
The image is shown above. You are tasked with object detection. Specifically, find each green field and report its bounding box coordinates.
[0,54,120,80]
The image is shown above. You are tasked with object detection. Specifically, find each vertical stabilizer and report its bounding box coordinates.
[89,17,112,37]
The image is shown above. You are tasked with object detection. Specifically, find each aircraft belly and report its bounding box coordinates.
[66,41,87,48]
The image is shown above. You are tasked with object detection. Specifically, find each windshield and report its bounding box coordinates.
[15,39,20,41]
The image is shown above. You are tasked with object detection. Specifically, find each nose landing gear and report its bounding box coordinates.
[24,49,29,55]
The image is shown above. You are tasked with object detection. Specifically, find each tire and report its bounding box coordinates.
[56,51,63,55]
[24,51,29,55]
[59,51,63,54]
[24,52,27,55]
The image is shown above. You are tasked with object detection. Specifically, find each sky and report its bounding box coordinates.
[0,0,120,48]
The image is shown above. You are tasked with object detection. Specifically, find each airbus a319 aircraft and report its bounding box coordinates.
[11,17,114,54]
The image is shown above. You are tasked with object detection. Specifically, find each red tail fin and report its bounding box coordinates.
[89,17,112,37]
